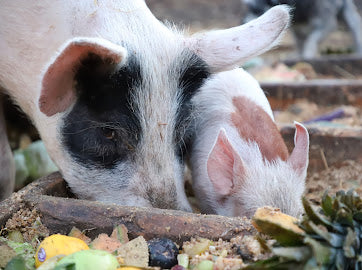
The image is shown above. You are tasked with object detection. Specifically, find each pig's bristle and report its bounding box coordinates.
[231,96,289,162]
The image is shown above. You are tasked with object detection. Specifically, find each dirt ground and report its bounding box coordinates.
[305,160,362,203]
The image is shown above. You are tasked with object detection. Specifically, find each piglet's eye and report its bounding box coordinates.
[101,127,116,140]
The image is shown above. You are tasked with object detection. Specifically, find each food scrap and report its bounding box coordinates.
[1,223,267,270]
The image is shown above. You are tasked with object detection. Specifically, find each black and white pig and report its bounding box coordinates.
[243,0,362,58]
[190,68,309,218]
[0,94,15,199]
[0,1,289,209]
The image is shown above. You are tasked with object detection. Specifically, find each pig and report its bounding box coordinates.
[242,0,362,58]
[0,94,15,199]
[190,68,309,218]
[0,1,289,209]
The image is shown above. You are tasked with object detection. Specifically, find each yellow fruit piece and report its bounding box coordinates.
[252,206,305,246]
[182,238,211,257]
[35,234,89,267]
[252,207,304,234]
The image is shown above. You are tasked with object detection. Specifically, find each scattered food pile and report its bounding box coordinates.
[0,215,266,269]
[1,189,361,269]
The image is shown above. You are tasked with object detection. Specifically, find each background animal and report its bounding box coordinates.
[0,1,289,211]
[243,0,362,58]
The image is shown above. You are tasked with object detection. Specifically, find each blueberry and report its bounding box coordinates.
[148,238,179,268]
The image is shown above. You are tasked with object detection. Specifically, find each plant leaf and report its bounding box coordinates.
[343,228,357,258]
[272,246,311,262]
[321,192,334,217]
[335,208,354,227]
[302,197,340,233]
[304,237,336,266]
[307,222,344,248]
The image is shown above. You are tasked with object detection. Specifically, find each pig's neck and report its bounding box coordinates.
[231,96,289,162]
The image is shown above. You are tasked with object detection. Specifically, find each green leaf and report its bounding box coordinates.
[336,190,346,198]
[321,192,334,217]
[353,210,362,222]
[335,250,345,270]
[5,239,35,270]
[335,208,354,227]
[307,222,344,248]
[302,197,339,232]
[272,246,311,262]
[54,262,76,270]
[304,237,336,266]
[303,257,320,270]
[343,228,357,258]
[4,256,26,270]
[343,190,355,210]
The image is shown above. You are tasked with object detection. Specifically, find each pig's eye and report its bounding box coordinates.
[101,127,116,140]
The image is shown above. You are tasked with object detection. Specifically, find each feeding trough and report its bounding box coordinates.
[0,172,254,244]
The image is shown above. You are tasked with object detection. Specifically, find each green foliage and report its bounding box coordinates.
[4,256,27,270]
[247,190,362,270]
[0,237,36,270]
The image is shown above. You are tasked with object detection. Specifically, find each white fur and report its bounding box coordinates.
[187,5,290,72]
[0,1,291,208]
[191,69,308,217]
[0,0,189,207]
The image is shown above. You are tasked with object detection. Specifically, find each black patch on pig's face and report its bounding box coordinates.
[174,52,210,160]
[62,53,142,168]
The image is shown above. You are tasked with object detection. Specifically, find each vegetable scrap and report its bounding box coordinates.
[0,190,360,269]
[0,220,267,269]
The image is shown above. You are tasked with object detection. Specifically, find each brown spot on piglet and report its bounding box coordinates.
[231,97,289,162]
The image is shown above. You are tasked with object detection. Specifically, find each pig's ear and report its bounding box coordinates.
[186,5,289,72]
[288,122,309,175]
[207,129,245,196]
[39,37,127,116]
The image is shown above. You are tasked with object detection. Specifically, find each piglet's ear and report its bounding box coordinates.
[39,37,127,116]
[207,129,245,196]
[288,122,309,176]
[186,5,289,72]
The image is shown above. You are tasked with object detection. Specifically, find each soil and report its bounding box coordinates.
[305,160,362,204]
[4,206,49,246]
